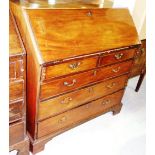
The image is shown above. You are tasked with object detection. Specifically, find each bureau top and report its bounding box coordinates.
[10,1,140,64]
[9,12,24,56]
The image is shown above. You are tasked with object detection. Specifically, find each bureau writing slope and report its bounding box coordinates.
[10,0,141,154]
[9,11,29,155]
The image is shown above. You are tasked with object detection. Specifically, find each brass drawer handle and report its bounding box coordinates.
[102,99,111,105]
[112,67,121,73]
[88,87,94,93]
[21,67,24,73]
[61,97,72,104]
[86,104,90,109]
[64,79,76,87]
[115,53,124,60]
[93,70,97,76]
[58,116,67,124]
[141,48,145,54]
[87,11,92,17]
[69,62,81,69]
[106,82,116,89]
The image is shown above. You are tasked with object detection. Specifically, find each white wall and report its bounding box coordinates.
[104,0,146,39]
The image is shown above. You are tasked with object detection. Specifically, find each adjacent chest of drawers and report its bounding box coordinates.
[130,39,146,78]
[11,1,141,154]
[9,12,29,155]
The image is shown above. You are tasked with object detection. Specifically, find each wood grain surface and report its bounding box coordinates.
[9,121,25,146]
[38,75,128,120]
[38,90,124,138]
[40,60,132,100]
[26,8,140,63]
[10,2,140,153]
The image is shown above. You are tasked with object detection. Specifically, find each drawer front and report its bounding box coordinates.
[42,56,98,81]
[40,60,132,100]
[9,121,25,146]
[99,48,135,66]
[38,90,124,138]
[130,40,146,77]
[9,100,24,123]
[9,59,24,81]
[9,81,24,102]
[39,75,128,120]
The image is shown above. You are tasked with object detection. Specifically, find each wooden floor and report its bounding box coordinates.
[10,76,146,155]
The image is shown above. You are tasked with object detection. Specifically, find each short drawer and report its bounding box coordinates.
[99,48,135,66]
[37,90,124,138]
[9,80,24,102]
[9,121,25,146]
[9,59,24,81]
[38,75,128,120]
[40,60,132,100]
[9,100,24,123]
[42,56,98,81]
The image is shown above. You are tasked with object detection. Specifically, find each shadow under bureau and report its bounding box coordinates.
[10,1,141,154]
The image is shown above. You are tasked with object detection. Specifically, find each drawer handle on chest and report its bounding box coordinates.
[102,99,111,105]
[115,53,124,60]
[112,67,121,73]
[106,82,116,89]
[69,62,81,69]
[61,97,72,104]
[64,79,76,87]
[141,48,145,54]
[87,11,92,17]
[93,70,97,76]
[88,87,94,93]
[58,116,67,124]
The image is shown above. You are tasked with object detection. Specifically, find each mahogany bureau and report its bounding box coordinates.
[10,0,141,154]
[9,12,29,155]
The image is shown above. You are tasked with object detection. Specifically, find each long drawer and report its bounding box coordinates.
[9,80,24,102]
[38,75,128,120]
[9,100,24,123]
[40,60,132,100]
[9,121,25,146]
[37,90,124,138]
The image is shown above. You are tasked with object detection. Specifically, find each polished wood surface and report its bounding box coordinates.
[99,48,135,67]
[9,80,24,102]
[9,121,25,146]
[30,103,122,154]
[130,39,146,77]
[9,11,29,155]
[10,2,140,153]
[9,57,24,81]
[9,100,23,123]
[38,90,124,138]
[130,39,146,91]
[39,75,128,120]
[26,9,140,63]
[10,1,140,64]
[10,138,29,155]
[43,56,98,80]
[40,60,132,100]
[9,13,23,55]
